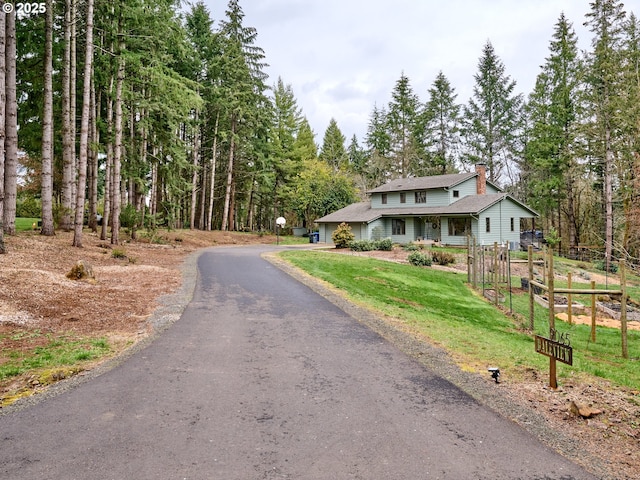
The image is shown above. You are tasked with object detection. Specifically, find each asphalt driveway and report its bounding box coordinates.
[0,245,597,479]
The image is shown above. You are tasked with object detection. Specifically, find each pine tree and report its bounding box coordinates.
[3,8,16,235]
[218,0,269,231]
[40,0,54,237]
[72,0,95,247]
[462,41,522,184]
[387,73,420,178]
[420,71,461,175]
[292,118,317,161]
[364,104,391,186]
[319,118,347,171]
[525,13,584,254]
[0,8,5,253]
[619,12,640,259]
[584,0,627,266]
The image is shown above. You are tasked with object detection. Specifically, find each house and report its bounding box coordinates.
[316,164,539,249]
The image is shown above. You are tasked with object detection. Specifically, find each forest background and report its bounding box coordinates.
[0,0,639,269]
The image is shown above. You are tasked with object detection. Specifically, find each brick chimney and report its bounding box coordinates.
[476,163,487,195]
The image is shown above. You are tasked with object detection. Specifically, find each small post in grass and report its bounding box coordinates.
[620,260,628,359]
[591,280,597,343]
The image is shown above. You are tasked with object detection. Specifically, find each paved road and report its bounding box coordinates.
[1,245,596,479]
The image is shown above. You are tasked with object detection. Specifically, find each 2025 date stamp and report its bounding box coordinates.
[3,2,47,16]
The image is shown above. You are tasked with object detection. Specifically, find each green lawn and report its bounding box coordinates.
[15,217,40,231]
[279,250,640,389]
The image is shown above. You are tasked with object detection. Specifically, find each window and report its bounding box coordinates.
[381,193,387,205]
[510,217,515,232]
[392,219,406,235]
[453,190,459,198]
[486,217,491,233]
[448,218,470,236]
[400,193,406,204]
[415,191,426,204]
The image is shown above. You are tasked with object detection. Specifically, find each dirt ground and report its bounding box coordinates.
[1,235,640,478]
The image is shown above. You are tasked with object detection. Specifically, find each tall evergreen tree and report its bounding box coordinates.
[0,9,5,253]
[319,118,347,171]
[40,0,54,236]
[218,0,269,231]
[584,0,627,265]
[525,13,584,254]
[3,8,16,235]
[462,41,522,184]
[292,118,317,161]
[619,12,640,259]
[387,73,420,178]
[420,71,461,175]
[365,103,391,186]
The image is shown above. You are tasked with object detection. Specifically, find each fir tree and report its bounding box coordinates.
[387,73,420,178]
[420,71,461,175]
[462,41,522,184]
[319,118,347,172]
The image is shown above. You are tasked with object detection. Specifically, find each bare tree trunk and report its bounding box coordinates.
[60,0,74,231]
[88,83,99,232]
[190,111,199,229]
[111,46,125,245]
[101,75,113,241]
[221,115,235,231]
[0,12,6,253]
[72,0,94,247]
[206,111,219,231]
[69,0,77,211]
[3,8,16,235]
[604,124,614,269]
[40,0,55,236]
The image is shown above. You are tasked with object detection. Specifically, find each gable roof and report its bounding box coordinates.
[367,172,501,194]
[316,194,538,224]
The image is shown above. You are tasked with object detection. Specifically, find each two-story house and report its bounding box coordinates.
[316,164,539,248]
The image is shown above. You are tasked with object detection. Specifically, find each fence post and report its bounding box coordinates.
[548,246,555,332]
[567,272,573,325]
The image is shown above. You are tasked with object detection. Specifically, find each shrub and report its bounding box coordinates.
[111,248,127,259]
[408,251,432,266]
[376,238,393,251]
[332,222,355,248]
[594,259,618,273]
[432,250,456,266]
[16,195,41,218]
[350,239,376,252]
[403,242,421,251]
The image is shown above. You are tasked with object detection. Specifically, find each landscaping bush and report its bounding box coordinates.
[376,238,393,251]
[350,239,377,252]
[407,251,432,266]
[403,242,421,251]
[432,250,456,266]
[332,222,355,248]
[350,237,394,252]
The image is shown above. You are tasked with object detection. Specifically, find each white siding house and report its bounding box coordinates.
[317,164,538,248]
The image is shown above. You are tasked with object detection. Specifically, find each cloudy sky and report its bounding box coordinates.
[201,0,600,144]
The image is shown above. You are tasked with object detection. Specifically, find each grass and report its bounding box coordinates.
[279,250,640,389]
[0,332,112,384]
[15,217,40,232]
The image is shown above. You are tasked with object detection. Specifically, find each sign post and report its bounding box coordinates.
[535,329,572,389]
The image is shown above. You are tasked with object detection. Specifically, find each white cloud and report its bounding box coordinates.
[203,0,601,143]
